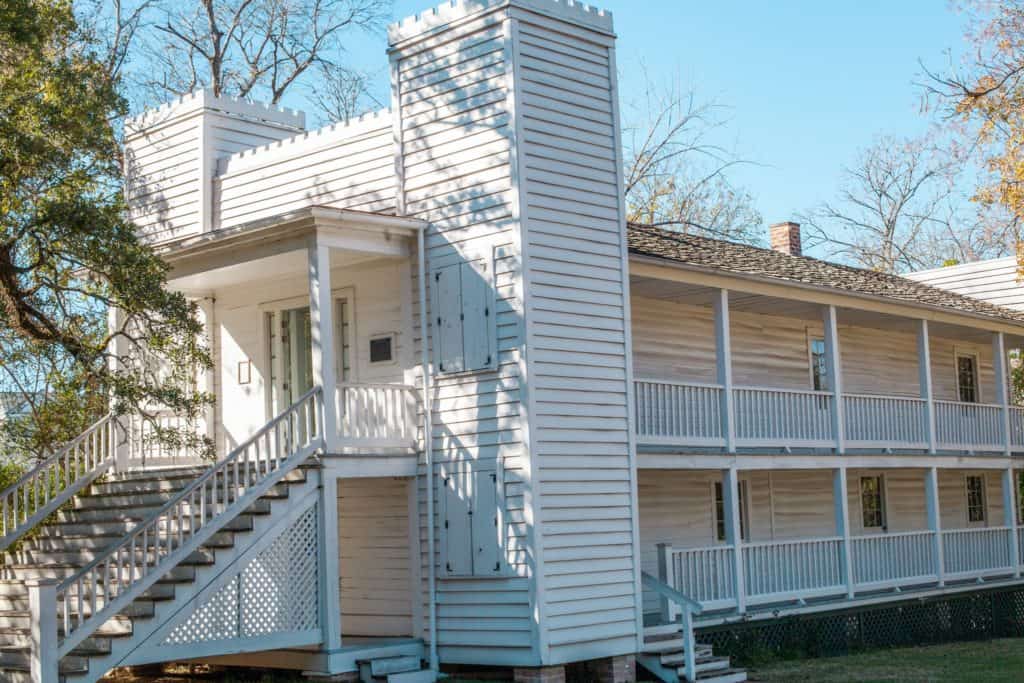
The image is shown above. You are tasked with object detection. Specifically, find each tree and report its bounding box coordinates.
[0,0,212,460]
[800,135,1016,274]
[924,1,1024,265]
[140,0,387,106]
[623,75,763,244]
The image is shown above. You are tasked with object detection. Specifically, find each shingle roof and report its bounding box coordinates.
[626,223,1024,325]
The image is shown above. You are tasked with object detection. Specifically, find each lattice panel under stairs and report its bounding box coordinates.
[162,504,320,646]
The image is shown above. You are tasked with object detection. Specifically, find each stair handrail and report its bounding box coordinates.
[41,386,324,668]
[642,571,702,683]
[0,414,116,553]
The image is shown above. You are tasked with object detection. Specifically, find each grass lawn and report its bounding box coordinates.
[747,638,1024,682]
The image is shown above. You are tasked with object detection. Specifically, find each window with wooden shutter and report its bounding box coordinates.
[440,463,503,576]
[432,258,495,375]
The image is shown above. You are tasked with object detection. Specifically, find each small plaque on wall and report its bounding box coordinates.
[237,360,252,385]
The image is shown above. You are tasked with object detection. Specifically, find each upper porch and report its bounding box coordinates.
[629,255,1024,459]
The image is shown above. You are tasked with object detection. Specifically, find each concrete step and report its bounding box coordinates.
[368,655,422,677]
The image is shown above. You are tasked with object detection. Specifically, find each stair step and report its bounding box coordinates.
[0,649,90,674]
[694,668,747,683]
[69,482,291,510]
[386,670,434,683]
[659,646,715,665]
[23,529,236,551]
[0,579,176,601]
[667,655,732,673]
[54,497,271,522]
[0,628,111,654]
[41,513,256,538]
[642,637,689,654]
[0,562,197,582]
[368,655,423,676]
[10,546,217,567]
[87,470,209,494]
[644,623,683,638]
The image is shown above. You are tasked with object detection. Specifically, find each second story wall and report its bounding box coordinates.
[909,258,1024,312]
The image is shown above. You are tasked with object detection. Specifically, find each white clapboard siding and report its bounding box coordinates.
[631,294,998,401]
[214,111,397,228]
[908,258,1024,311]
[125,90,304,243]
[339,477,415,637]
[513,9,640,662]
[392,5,531,664]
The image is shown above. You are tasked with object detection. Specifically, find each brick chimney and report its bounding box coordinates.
[770,221,802,256]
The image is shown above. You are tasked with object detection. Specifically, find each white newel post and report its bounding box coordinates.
[823,305,845,454]
[1004,467,1020,576]
[917,320,936,454]
[27,579,57,683]
[656,543,677,622]
[833,468,855,598]
[107,305,131,472]
[713,289,736,453]
[308,236,339,451]
[925,467,945,586]
[993,332,1012,456]
[722,468,746,613]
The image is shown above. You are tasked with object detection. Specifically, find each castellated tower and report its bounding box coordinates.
[389,0,641,666]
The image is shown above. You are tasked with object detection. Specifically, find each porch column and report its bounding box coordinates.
[713,289,735,453]
[925,467,945,586]
[196,297,217,455]
[1003,467,1020,576]
[823,305,845,454]
[993,332,1012,456]
[107,305,131,472]
[308,236,339,451]
[917,320,936,454]
[833,468,855,599]
[722,467,746,613]
[318,468,343,651]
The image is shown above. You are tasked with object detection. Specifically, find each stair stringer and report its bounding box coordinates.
[72,474,323,682]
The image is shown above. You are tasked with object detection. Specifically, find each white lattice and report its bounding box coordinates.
[162,504,320,646]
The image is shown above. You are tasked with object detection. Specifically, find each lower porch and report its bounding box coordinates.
[639,466,1024,623]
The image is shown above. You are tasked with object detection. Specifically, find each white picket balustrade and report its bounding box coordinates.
[1010,407,1024,450]
[335,382,419,448]
[935,401,1004,451]
[942,527,1014,576]
[0,415,116,552]
[850,531,937,588]
[667,545,737,607]
[843,395,928,448]
[634,380,723,445]
[50,388,324,660]
[126,410,205,468]
[733,388,833,446]
[743,536,845,601]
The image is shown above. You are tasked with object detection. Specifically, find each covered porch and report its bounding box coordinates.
[639,464,1024,622]
[127,206,427,471]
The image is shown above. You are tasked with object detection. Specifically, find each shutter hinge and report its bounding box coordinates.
[436,316,441,326]
[460,312,464,321]
[435,273,440,282]
[494,562,501,572]
[446,562,452,572]
[486,355,492,365]
[485,306,490,316]
[444,519,449,529]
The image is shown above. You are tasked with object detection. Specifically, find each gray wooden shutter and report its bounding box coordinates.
[443,473,472,575]
[460,261,492,371]
[435,265,465,373]
[471,470,501,574]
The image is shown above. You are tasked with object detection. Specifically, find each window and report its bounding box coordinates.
[441,464,503,576]
[369,334,394,364]
[336,298,352,382]
[433,259,496,375]
[956,352,980,403]
[966,475,987,524]
[860,476,886,530]
[714,480,749,542]
[809,338,830,391]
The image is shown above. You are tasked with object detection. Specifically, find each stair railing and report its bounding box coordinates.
[641,571,703,683]
[0,414,116,553]
[28,387,324,681]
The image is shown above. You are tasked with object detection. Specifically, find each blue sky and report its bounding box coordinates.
[330,0,971,244]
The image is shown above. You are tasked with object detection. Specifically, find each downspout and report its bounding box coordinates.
[417,227,439,673]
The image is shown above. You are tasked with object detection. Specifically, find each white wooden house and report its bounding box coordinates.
[4,2,1024,682]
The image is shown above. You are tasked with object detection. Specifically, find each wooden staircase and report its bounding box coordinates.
[0,464,317,682]
[637,623,747,683]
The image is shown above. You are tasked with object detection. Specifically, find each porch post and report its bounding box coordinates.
[1003,467,1020,576]
[107,305,131,472]
[26,579,57,683]
[713,289,735,453]
[925,467,945,586]
[823,305,845,454]
[308,235,339,451]
[833,468,855,599]
[656,543,677,622]
[196,297,217,455]
[993,332,1012,456]
[722,468,746,613]
[917,320,936,454]
[318,468,343,651]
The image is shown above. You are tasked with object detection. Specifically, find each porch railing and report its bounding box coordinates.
[659,527,1020,617]
[634,379,1017,453]
[942,527,1014,577]
[850,531,937,588]
[742,536,845,603]
[732,387,833,447]
[335,382,419,450]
